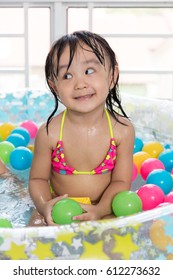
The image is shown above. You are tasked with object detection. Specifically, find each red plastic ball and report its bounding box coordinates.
[137,184,164,210]
[132,163,138,181]
[20,120,38,139]
[140,158,165,181]
[164,191,173,203]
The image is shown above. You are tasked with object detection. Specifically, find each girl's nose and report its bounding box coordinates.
[74,75,88,90]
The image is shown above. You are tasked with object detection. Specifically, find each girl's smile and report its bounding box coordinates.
[74,93,95,101]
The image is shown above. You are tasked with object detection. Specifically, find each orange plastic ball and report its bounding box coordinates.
[142,141,164,158]
[0,123,16,140]
[133,151,151,173]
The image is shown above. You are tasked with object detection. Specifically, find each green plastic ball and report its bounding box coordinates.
[112,191,142,217]
[0,218,13,228]
[52,198,83,225]
[0,141,15,164]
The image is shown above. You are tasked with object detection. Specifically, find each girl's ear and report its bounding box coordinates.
[110,65,119,90]
[48,79,59,95]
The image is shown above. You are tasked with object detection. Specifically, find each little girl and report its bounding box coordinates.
[28,31,135,226]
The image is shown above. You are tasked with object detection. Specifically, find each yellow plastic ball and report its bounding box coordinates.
[27,144,34,152]
[0,123,16,140]
[133,151,151,173]
[142,141,164,158]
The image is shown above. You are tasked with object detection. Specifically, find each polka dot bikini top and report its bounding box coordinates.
[51,109,117,175]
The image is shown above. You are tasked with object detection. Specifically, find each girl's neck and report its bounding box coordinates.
[65,106,106,127]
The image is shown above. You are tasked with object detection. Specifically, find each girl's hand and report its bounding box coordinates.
[42,194,68,226]
[72,203,103,222]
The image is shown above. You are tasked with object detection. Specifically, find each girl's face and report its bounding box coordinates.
[49,43,118,113]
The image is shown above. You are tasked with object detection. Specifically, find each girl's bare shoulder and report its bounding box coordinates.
[35,111,64,145]
[111,114,135,145]
[111,113,134,130]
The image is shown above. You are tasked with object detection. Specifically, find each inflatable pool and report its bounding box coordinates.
[0,89,173,260]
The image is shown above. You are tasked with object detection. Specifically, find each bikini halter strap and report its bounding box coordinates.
[104,108,114,138]
[59,109,67,141]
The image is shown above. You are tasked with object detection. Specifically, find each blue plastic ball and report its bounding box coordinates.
[146,169,173,195]
[158,149,173,173]
[6,133,26,147]
[10,147,33,170]
[11,127,30,146]
[164,144,171,150]
[134,137,144,153]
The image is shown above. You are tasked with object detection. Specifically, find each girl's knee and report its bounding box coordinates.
[0,159,8,175]
[27,209,47,227]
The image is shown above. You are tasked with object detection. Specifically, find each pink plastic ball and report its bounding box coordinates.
[136,184,164,210]
[20,120,38,139]
[132,163,138,181]
[164,191,173,203]
[140,158,165,181]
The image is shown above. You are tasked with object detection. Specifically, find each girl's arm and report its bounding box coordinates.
[29,124,56,224]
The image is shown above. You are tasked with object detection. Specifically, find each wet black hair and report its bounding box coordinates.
[45,30,129,132]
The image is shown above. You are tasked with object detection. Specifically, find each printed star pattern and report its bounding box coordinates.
[112,233,139,259]
[4,242,28,259]
[31,240,54,259]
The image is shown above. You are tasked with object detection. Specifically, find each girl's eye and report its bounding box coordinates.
[85,68,94,75]
[64,73,72,79]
